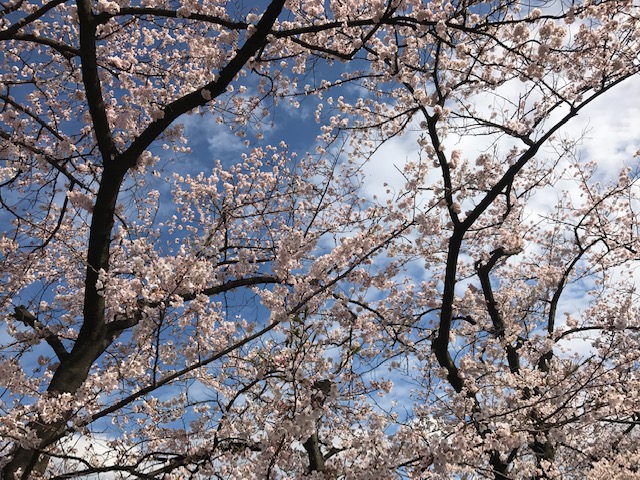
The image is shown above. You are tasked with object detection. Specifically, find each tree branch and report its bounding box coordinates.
[12,306,69,361]
[475,247,522,373]
[118,0,287,170]
[76,0,118,162]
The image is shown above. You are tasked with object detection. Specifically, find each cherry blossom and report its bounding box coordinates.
[1,0,639,478]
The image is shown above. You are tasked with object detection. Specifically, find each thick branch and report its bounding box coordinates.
[0,0,66,39]
[76,0,118,162]
[475,247,522,373]
[432,230,464,393]
[430,73,637,397]
[12,306,69,361]
[187,275,281,301]
[9,33,79,58]
[303,432,326,473]
[462,73,637,234]
[95,7,248,29]
[118,0,287,169]
[106,275,283,334]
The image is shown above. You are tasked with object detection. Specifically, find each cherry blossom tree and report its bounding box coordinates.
[1,0,639,478]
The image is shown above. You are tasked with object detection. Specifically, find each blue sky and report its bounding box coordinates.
[2,3,640,475]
